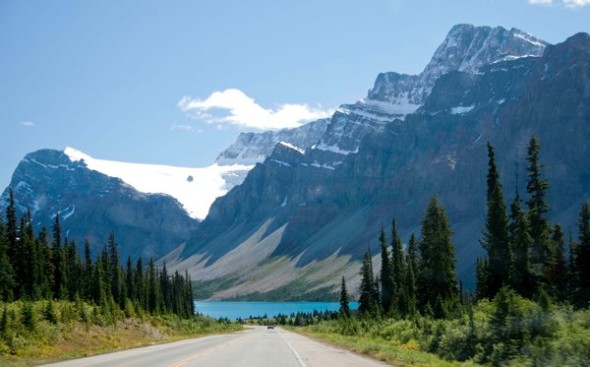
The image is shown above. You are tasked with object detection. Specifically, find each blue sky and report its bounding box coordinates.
[1,0,589,189]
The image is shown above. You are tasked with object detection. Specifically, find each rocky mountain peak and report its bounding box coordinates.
[368,24,548,107]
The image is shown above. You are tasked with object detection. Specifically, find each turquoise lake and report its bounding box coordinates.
[194,301,359,320]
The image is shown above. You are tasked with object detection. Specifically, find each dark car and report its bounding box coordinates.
[267,324,275,329]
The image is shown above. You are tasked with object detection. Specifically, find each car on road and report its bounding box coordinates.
[267,324,275,329]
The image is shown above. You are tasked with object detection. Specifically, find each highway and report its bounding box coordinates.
[41,326,388,367]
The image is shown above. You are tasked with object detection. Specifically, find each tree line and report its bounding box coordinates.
[343,136,590,320]
[477,136,590,307]
[0,190,194,319]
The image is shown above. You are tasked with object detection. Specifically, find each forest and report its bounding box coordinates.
[0,189,241,364]
[302,136,590,366]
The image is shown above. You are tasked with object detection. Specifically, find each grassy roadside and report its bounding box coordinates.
[288,322,479,367]
[0,300,241,367]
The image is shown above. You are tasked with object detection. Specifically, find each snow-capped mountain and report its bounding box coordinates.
[0,149,199,260]
[64,147,253,220]
[313,24,548,165]
[215,118,329,166]
[166,28,590,300]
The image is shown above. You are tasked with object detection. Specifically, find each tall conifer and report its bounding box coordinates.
[480,143,510,298]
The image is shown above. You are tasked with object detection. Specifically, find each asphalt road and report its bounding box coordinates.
[41,326,388,367]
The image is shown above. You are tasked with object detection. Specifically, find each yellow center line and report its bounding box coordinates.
[168,332,250,367]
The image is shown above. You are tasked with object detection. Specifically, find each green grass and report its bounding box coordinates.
[291,320,480,367]
[289,296,590,367]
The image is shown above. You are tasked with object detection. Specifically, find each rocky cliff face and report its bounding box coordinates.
[167,31,590,299]
[0,149,199,260]
[215,119,329,165]
[315,25,547,168]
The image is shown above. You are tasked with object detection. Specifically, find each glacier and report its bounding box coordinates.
[64,147,253,220]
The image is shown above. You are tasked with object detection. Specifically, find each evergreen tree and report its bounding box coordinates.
[160,262,171,313]
[51,213,67,299]
[339,276,351,318]
[358,250,378,316]
[148,258,162,314]
[574,202,590,308]
[5,188,18,255]
[126,256,134,302]
[405,233,419,317]
[391,218,407,317]
[418,196,459,318]
[526,136,552,292]
[82,240,93,299]
[480,143,511,298]
[0,218,15,301]
[379,227,393,314]
[509,194,533,297]
[107,232,123,306]
[550,224,567,300]
[37,227,53,299]
[476,257,489,300]
[135,257,147,310]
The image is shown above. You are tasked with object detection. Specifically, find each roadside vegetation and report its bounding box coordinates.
[0,190,241,366]
[0,299,239,366]
[291,136,590,366]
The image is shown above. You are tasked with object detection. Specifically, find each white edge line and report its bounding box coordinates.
[278,328,308,367]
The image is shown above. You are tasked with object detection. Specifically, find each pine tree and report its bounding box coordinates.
[526,136,552,293]
[82,240,93,299]
[0,218,15,301]
[51,213,67,299]
[106,232,123,306]
[126,256,134,302]
[574,202,590,308]
[391,218,407,317]
[358,250,378,316]
[379,227,393,313]
[37,227,53,299]
[5,188,18,255]
[135,257,147,310]
[550,224,567,300]
[476,257,489,299]
[509,195,533,298]
[480,143,511,298]
[148,258,162,314]
[405,236,418,318]
[339,276,351,318]
[418,196,459,318]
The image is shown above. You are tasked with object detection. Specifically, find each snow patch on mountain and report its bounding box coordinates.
[64,147,253,220]
[451,105,475,114]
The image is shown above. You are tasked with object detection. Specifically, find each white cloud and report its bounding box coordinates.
[178,88,334,130]
[527,0,590,7]
[20,121,35,127]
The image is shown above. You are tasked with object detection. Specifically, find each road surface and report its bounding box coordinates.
[42,326,388,367]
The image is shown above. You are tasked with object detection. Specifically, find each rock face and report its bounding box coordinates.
[0,149,199,260]
[315,24,547,167]
[215,119,330,165]
[167,30,590,299]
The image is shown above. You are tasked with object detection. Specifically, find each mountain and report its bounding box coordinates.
[215,118,330,165]
[0,149,199,260]
[0,117,331,260]
[310,24,547,167]
[164,27,590,300]
[62,147,254,220]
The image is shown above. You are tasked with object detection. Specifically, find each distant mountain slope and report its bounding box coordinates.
[0,149,199,260]
[167,28,590,300]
